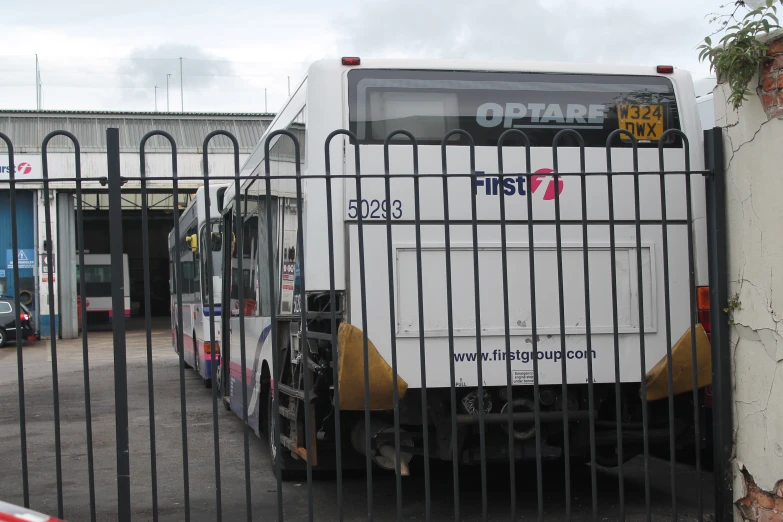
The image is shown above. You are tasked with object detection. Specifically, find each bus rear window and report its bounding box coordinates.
[348,69,682,148]
[76,265,112,296]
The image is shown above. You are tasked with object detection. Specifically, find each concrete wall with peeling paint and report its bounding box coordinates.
[714,33,783,522]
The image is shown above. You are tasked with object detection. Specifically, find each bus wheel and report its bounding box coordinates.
[194,334,200,375]
[218,368,231,410]
[203,360,212,388]
[266,393,300,480]
[175,327,192,368]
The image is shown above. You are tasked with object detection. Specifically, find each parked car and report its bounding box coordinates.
[0,297,34,347]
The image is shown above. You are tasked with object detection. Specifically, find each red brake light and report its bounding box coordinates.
[696,286,711,336]
[696,287,710,311]
[20,313,29,321]
[342,57,361,66]
[657,65,674,74]
[698,309,711,335]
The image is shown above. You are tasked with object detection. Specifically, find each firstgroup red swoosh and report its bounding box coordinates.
[530,168,564,201]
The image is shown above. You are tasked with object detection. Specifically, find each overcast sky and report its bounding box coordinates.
[0,0,723,114]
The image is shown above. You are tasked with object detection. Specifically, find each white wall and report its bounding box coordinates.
[714,78,783,502]
[2,152,251,189]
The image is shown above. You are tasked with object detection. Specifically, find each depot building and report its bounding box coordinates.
[0,110,274,338]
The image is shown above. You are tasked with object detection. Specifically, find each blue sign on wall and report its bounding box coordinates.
[0,270,5,278]
[6,249,36,270]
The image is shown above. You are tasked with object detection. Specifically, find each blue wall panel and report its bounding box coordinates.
[0,189,36,298]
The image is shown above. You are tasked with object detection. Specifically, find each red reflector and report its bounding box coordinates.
[697,286,710,311]
[698,309,711,333]
[657,65,674,74]
[342,57,361,66]
[204,342,220,355]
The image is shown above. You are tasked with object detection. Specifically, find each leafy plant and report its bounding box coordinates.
[724,292,742,325]
[698,0,781,109]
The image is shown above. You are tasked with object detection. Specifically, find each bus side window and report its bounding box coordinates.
[231,197,259,317]
[256,197,278,316]
[242,214,259,316]
[180,231,193,297]
[169,260,175,295]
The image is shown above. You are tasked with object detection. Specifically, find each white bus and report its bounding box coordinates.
[219,58,711,474]
[77,253,130,323]
[168,183,228,386]
[695,76,716,131]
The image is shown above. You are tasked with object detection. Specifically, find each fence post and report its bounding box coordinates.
[107,127,131,521]
[704,127,733,522]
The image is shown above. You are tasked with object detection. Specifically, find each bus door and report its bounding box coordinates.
[278,198,300,317]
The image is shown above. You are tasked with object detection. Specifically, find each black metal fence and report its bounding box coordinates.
[0,127,732,521]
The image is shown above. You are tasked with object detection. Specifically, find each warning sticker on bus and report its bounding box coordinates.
[513,371,534,385]
[617,104,663,141]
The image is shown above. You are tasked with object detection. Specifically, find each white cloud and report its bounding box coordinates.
[0,0,720,111]
[336,0,715,77]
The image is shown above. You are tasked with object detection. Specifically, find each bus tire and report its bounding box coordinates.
[218,368,231,410]
[194,334,200,375]
[174,327,192,368]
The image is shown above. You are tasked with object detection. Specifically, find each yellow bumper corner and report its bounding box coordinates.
[645,324,712,401]
[337,323,408,411]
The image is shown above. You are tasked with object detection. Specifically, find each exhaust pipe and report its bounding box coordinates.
[351,420,413,476]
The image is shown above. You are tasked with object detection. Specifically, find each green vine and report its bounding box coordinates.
[698,0,781,109]
[724,292,742,325]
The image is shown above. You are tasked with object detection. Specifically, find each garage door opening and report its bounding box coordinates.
[68,190,195,332]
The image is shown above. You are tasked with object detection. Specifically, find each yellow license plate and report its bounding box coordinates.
[617,104,664,141]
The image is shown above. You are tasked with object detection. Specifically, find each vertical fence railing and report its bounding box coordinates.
[75,145,98,522]
[605,129,635,520]
[442,130,490,522]
[202,130,241,522]
[0,125,731,522]
[234,134,252,522]
[705,127,733,522]
[265,139,285,521]
[631,129,653,516]
[323,130,346,522]
[0,131,30,509]
[106,128,132,522]
[138,132,161,522]
[40,132,64,519]
[496,130,520,522]
[550,131,573,519]
[659,129,693,521]
[685,131,703,522]
[382,131,407,522]
[438,133,461,522]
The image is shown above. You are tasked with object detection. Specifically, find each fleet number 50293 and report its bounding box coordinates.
[347,199,403,219]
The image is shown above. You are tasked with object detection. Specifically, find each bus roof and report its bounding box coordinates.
[167,183,229,242]
[308,58,696,80]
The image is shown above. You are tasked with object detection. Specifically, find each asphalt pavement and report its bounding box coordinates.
[0,321,714,521]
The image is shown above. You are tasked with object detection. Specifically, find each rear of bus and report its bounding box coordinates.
[309,60,709,465]
[194,185,227,384]
[77,253,131,326]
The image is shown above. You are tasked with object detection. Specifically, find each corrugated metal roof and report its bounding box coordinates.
[0,111,274,153]
[0,109,274,118]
